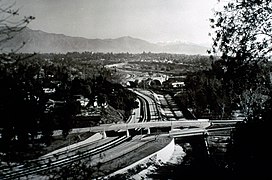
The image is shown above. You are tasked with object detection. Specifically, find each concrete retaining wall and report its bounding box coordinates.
[156,138,175,163]
[107,138,175,178]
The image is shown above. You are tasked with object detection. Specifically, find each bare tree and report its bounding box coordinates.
[0,0,35,63]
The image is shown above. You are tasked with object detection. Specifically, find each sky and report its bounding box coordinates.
[15,0,218,45]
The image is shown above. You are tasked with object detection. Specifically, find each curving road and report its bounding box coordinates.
[1,86,227,180]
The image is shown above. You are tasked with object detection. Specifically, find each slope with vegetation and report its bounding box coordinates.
[0,53,138,161]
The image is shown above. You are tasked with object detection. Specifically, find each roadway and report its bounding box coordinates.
[126,98,141,123]
[0,135,130,179]
[90,120,211,132]
[0,134,169,180]
[0,85,243,179]
[154,93,184,120]
[132,89,161,121]
[51,120,211,137]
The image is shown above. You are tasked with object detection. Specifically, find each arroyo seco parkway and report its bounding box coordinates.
[1,64,243,180]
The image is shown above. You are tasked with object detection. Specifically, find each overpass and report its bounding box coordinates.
[90,119,242,138]
[90,119,210,132]
[52,119,211,137]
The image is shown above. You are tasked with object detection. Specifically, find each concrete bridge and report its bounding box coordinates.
[90,119,210,138]
[53,119,243,138]
[53,119,210,137]
[91,119,210,131]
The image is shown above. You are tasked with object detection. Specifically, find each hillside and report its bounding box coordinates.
[2,28,209,55]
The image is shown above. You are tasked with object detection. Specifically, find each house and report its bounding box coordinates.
[171,82,185,88]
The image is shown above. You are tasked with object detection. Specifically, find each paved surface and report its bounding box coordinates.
[133,89,160,121]
[52,120,210,135]
[153,93,184,120]
[126,98,141,123]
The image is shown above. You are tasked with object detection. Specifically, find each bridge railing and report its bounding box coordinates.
[89,119,211,132]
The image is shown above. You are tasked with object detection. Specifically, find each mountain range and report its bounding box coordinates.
[3,28,209,54]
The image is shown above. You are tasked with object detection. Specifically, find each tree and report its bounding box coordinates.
[184,70,232,119]
[211,0,272,63]
[210,0,272,177]
[0,0,35,63]
[210,0,272,119]
[0,0,36,158]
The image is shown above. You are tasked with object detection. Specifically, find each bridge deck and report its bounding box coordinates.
[89,119,211,132]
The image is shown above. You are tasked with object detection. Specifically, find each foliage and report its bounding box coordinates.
[227,98,272,177]
[0,59,44,150]
[183,70,232,119]
[128,54,212,74]
[209,0,272,178]
[44,160,98,180]
[210,0,272,63]
[0,0,35,62]
[179,0,272,120]
[0,53,138,158]
[209,0,272,119]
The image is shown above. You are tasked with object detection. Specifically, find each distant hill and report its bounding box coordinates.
[2,28,209,54]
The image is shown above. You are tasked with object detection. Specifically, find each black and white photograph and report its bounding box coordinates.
[0,0,271,179]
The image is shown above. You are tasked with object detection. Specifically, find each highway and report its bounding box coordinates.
[0,136,130,180]
[154,93,185,120]
[132,89,161,121]
[169,126,236,138]
[0,133,166,180]
[52,119,211,137]
[126,98,141,123]
[0,86,242,179]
